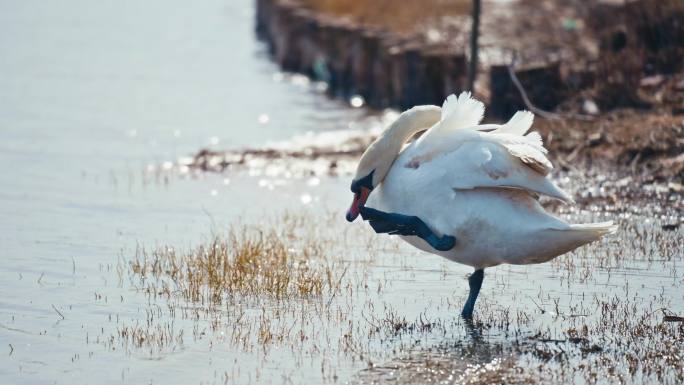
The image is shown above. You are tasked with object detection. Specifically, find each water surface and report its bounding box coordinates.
[0,1,682,384]
[0,0,359,383]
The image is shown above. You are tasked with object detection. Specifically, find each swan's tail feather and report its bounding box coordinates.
[568,221,618,238]
[549,221,616,253]
[521,221,616,264]
[566,221,617,244]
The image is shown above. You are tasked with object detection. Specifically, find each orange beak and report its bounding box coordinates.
[346,187,370,222]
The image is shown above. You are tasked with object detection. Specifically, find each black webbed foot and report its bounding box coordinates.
[359,206,456,251]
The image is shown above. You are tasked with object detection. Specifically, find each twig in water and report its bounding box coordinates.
[326,266,349,307]
[9,344,13,356]
[528,295,546,314]
[51,304,65,320]
[661,309,684,323]
[361,310,380,330]
[201,205,217,234]
[528,335,566,343]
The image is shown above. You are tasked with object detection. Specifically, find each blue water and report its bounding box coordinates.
[1,1,681,384]
[0,0,355,383]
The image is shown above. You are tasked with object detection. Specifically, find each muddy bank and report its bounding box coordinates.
[256,0,561,115]
[256,0,684,119]
[187,110,683,179]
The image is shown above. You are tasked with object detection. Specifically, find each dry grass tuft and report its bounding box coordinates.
[299,0,470,35]
[130,219,341,304]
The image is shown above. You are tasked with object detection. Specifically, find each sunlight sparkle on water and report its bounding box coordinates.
[350,95,365,108]
[291,74,310,88]
[313,81,329,92]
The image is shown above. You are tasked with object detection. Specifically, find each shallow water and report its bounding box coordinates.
[0,0,359,383]
[1,1,682,385]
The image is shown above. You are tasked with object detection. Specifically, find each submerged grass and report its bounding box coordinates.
[352,283,684,384]
[115,207,683,384]
[130,218,341,304]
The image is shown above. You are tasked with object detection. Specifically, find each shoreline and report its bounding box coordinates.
[255,0,570,116]
[250,0,682,185]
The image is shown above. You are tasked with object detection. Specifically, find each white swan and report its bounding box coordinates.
[346,92,615,318]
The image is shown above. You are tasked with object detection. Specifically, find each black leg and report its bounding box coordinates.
[358,206,456,251]
[461,269,484,319]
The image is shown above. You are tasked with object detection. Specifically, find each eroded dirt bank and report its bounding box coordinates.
[256,0,684,116]
[244,0,683,201]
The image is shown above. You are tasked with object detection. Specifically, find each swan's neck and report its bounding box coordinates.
[382,116,427,153]
[353,106,440,190]
[366,114,432,185]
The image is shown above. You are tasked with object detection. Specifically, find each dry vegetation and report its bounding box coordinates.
[589,0,684,109]
[107,207,684,383]
[299,0,470,36]
[298,0,684,108]
[352,217,683,385]
[130,218,337,303]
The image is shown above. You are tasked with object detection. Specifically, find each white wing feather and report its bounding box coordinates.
[490,132,552,174]
[417,92,484,148]
[409,93,560,193]
[440,92,485,129]
[409,129,571,202]
[494,110,534,136]
[523,131,544,151]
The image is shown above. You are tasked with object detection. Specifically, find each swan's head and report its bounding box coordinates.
[346,105,441,222]
[346,167,375,222]
[346,139,397,222]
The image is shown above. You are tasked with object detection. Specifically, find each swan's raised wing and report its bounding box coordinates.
[418,92,534,139]
[489,131,552,175]
[408,129,572,203]
[406,92,570,202]
[416,92,484,148]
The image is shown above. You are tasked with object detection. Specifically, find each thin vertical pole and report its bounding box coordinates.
[467,0,481,92]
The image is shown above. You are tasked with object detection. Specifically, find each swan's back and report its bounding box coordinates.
[366,92,614,268]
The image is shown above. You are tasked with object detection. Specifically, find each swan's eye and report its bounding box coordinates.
[350,181,360,194]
